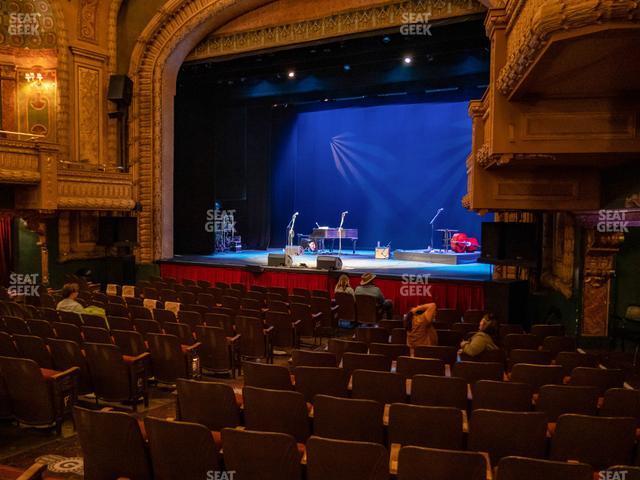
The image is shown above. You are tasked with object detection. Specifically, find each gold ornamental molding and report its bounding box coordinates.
[57,170,135,210]
[187,0,486,62]
[497,0,640,97]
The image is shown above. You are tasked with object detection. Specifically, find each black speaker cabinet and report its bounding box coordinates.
[484,279,529,328]
[107,75,133,106]
[105,255,136,286]
[316,255,343,271]
[267,253,292,267]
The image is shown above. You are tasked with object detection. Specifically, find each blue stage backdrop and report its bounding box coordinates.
[271,101,487,250]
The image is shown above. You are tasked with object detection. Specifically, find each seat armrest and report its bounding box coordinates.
[330,305,339,312]
[183,342,201,352]
[292,320,302,327]
[50,366,80,381]
[226,334,241,344]
[127,352,151,364]
[264,326,275,334]
[16,462,47,480]
[312,312,323,319]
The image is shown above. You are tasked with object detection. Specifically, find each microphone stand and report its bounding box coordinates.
[428,208,444,252]
[287,213,298,248]
[338,212,346,256]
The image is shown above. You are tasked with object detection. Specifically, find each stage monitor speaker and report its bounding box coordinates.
[484,279,529,327]
[317,255,342,271]
[107,75,133,106]
[479,222,503,263]
[268,253,292,267]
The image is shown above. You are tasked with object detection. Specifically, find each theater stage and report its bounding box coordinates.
[158,250,490,314]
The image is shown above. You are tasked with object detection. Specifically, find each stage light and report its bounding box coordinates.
[382,35,391,44]
[343,64,351,71]
[403,56,413,65]
[288,70,296,78]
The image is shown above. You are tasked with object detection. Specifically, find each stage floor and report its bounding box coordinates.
[168,249,492,281]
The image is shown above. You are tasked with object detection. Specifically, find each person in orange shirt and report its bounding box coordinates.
[405,302,438,354]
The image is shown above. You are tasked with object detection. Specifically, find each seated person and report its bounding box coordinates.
[334,274,355,297]
[354,273,393,319]
[405,302,438,354]
[56,283,85,314]
[459,313,498,357]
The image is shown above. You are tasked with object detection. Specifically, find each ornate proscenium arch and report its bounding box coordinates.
[127,0,275,263]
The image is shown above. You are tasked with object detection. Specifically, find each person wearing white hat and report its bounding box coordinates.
[355,272,393,318]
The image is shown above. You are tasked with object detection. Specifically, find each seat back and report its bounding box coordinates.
[328,338,368,362]
[0,331,18,357]
[153,308,177,325]
[306,436,389,480]
[293,366,349,402]
[176,378,241,430]
[389,403,464,450]
[48,338,92,394]
[74,406,152,480]
[473,380,533,412]
[554,351,598,377]
[83,342,132,401]
[107,315,133,331]
[3,316,29,335]
[469,409,548,464]
[26,319,54,339]
[531,324,565,339]
[397,446,487,480]
[242,386,310,442]
[569,367,625,395]
[53,322,83,343]
[314,394,384,443]
[508,349,552,368]
[82,314,108,329]
[600,388,640,426]
[452,361,504,389]
[236,315,270,359]
[342,353,390,377]
[355,295,381,324]
[81,326,112,344]
[111,329,146,356]
[495,456,592,480]
[536,385,599,421]
[335,292,356,321]
[221,428,302,480]
[291,349,337,367]
[551,414,636,469]
[13,334,53,368]
[194,325,232,372]
[503,334,541,352]
[510,363,564,392]
[243,361,292,390]
[542,336,576,357]
[434,329,464,347]
[0,356,56,425]
[145,417,220,478]
[396,356,445,378]
[352,369,406,404]
[413,345,457,365]
[147,333,189,383]
[368,343,408,361]
[265,311,296,348]
[411,374,467,410]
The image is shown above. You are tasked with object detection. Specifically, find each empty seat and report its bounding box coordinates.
[414,345,457,365]
[82,313,108,329]
[503,333,541,352]
[265,311,299,348]
[411,375,467,410]
[388,403,464,450]
[306,436,389,480]
[0,331,18,357]
[132,318,161,339]
[291,349,337,367]
[0,356,79,434]
[48,338,93,395]
[550,414,636,470]
[397,446,487,480]
[508,348,552,368]
[26,319,54,339]
[147,333,200,384]
[177,310,203,330]
[352,369,406,404]
[536,385,599,421]
[569,367,625,395]
[355,327,389,345]
[542,336,576,357]
[81,326,111,344]
[335,292,356,324]
[13,334,53,368]
[236,315,273,362]
[144,417,220,479]
[600,388,640,425]
[107,315,133,331]
[435,308,460,324]
[153,308,177,325]
[53,322,83,343]
[176,378,241,430]
[468,409,548,464]
[111,329,147,356]
[195,325,237,377]
[396,356,445,378]
[3,316,29,335]
[242,386,310,443]
[57,310,82,326]
[460,348,506,364]
[510,363,563,391]
[293,366,349,402]
[355,295,383,324]
[74,406,152,480]
[243,361,293,390]
[342,352,390,377]
[314,394,384,444]
[368,343,409,361]
[204,312,235,337]
[463,309,484,325]
[434,329,464,347]
[472,380,533,412]
[163,321,195,345]
[452,361,504,388]
[531,324,565,339]
[554,351,598,377]
[328,338,368,362]
[221,428,302,480]
[495,456,592,480]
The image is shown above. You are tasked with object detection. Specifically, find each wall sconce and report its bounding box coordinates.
[24,72,44,85]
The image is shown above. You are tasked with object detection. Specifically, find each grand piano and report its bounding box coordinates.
[311,227,358,254]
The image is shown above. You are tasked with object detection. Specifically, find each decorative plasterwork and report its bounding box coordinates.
[57,169,135,210]
[188,0,485,62]
[497,0,640,97]
[78,0,99,44]
[540,212,575,299]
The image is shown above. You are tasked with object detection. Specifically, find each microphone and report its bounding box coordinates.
[342,211,349,215]
[293,212,299,217]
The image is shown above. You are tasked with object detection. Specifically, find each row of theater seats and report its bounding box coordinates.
[73,376,640,479]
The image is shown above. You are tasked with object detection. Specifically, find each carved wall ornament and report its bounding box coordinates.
[497,0,640,97]
[78,0,99,43]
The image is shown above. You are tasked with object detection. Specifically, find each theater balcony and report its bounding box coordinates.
[465,0,640,212]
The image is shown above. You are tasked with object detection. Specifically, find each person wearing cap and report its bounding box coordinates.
[355,272,393,318]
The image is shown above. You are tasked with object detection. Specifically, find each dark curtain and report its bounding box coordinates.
[0,216,13,287]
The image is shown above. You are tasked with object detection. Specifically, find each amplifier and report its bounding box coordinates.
[375,247,390,259]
